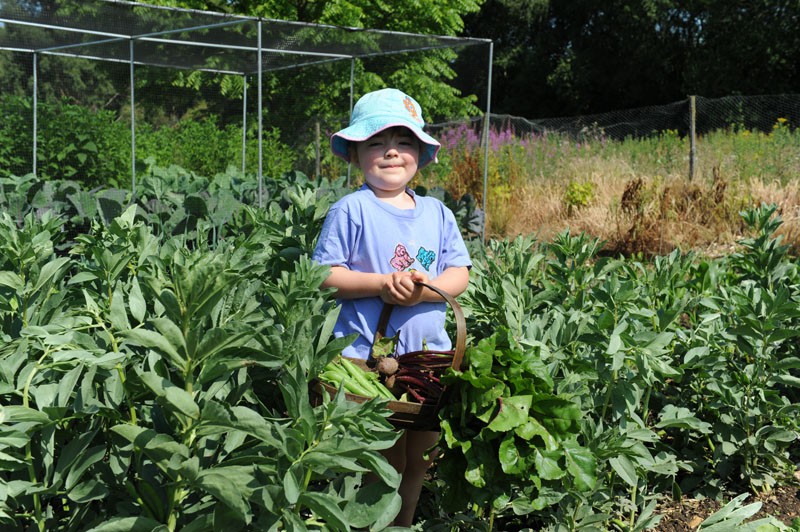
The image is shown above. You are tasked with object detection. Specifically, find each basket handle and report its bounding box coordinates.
[372,281,466,371]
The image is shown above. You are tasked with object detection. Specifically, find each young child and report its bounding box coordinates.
[312,88,471,526]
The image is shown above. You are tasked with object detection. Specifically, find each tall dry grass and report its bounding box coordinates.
[420,120,800,256]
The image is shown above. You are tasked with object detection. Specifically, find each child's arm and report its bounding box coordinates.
[321,266,391,299]
[410,266,469,303]
[322,265,469,306]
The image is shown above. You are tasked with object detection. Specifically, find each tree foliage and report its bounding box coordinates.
[137,0,486,122]
[459,0,800,117]
[1,0,796,131]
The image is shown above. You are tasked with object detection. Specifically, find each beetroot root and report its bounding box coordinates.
[376,356,399,376]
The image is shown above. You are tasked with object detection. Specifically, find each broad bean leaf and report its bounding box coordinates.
[0,405,50,425]
[121,327,185,369]
[68,477,110,503]
[194,467,253,519]
[110,425,189,476]
[109,283,130,331]
[85,517,168,532]
[129,276,147,324]
[563,442,597,491]
[136,370,199,421]
[609,454,638,487]
[656,405,712,432]
[196,401,281,447]
[53,430,97,488]
[297,492,350,531]
[283,462,304,505]
[344,481,401,530]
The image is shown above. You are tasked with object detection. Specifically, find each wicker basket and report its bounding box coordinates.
[314,282,465,431]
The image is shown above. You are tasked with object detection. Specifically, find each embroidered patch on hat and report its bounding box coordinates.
[403,95,421,123]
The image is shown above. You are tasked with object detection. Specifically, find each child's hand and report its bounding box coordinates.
[381,271,428,306]
[409,270,430,287]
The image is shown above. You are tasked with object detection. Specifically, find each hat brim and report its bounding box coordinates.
[331,117,440,170]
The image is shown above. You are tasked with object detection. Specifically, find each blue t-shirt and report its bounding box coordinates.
[312,185,472,359]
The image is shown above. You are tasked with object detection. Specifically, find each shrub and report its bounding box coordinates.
[36,99,131,187]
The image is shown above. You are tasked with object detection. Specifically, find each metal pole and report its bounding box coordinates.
[32,52,37,176]
[257,20,263,208]
[481,42,494,242]
[315,120,321,179]
[689,95,696,181]
[130,39,136,196]
[346,58,355,187]
[242,74,247,174]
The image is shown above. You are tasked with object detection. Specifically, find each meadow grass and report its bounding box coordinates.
[420,119,800,256]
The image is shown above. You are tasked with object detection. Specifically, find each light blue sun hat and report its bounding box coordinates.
[331,88,441,169]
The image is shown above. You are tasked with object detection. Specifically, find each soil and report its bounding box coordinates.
[654,485,800,530]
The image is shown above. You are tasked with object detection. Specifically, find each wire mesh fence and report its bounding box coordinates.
[428,93,800,185]
[0,0,492,195]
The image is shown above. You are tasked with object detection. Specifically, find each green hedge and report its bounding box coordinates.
[0,96,297,187]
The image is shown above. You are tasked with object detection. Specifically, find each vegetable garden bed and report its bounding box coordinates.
[1,168,798,531]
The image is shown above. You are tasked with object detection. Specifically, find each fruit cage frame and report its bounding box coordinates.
[0,0,494,218]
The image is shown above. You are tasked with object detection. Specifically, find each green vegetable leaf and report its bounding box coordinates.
[109,283,130,331]
[371,330,399,358]
[68,478,110,503]
[0,271,23,291]
[344,481,401,530]
[534,449,565,480]
[121,327,185,369]
[85,516,166,532]
[298,492,349,531]
[283,463,304,504]
[195,468,252,520]
[608,453,638,487]
[564,441,597,491]
[129,277,147,323]
[488,395,532,432]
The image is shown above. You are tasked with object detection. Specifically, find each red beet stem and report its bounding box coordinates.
[397,350,454,361]
[395,373,443,398]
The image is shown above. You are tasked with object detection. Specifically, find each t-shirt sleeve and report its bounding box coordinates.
[312,203,356,268]
[439,205,472,272]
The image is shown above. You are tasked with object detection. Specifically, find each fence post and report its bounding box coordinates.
[315,120,321,179]
[242,75,247,174]
[130,39,136,197]
[481,41,494,242]
[689,95,696,181]
[32,52,37,177]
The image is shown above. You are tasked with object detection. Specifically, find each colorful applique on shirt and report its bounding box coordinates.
[416,247,436,271]
[389,243,415,271]
[388,243,437,272]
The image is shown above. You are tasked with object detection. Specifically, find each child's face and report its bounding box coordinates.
[352,126,420,197]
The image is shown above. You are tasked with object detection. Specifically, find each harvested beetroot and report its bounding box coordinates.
[382,351,454,404]
[376,356,399,376]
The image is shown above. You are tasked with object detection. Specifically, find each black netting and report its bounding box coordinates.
[0,0,491,204]
[0,0,485,73]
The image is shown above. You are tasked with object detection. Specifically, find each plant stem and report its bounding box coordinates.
[642,386,652,425]
[167,485,186,531]
[600,369,618,420]
[23,350,50,532]
[629,482,638,529]
[117,364,137,424]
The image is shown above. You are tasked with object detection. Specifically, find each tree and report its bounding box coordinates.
[0,22,125,111]
[136,0,487,122]
[459,0,800,118]
[682,0,800,97]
